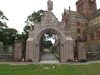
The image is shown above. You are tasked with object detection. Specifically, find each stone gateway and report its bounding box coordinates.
[14,0,100,63]
[26,0,74,63]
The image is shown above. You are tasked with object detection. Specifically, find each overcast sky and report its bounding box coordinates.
[0,0,100,33]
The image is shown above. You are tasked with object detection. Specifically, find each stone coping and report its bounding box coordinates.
[15,40,25,43]
[0,61,100,65]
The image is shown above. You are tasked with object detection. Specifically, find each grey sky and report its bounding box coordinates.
[0,0,100,32]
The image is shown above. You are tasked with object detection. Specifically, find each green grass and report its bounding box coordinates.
[0,63,100,75]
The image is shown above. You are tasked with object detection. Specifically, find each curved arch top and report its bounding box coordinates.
[35,28,65,44]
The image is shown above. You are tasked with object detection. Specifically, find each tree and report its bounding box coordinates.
[42,40,53,48]
[0,10,8,28]
[0,10,9,45]
[20,10,46,41]
[0,10,8,31]
[3,28,18,45]
[0,10,18,45]
[26,9,46,24]
[25,9,46,31]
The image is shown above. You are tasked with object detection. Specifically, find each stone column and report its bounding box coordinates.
[66,38,74,61]
[14,40,24,59]
[26,40,34,61]
[0,42,3,54]
[78,42,86,60]
[60,43,65,62]
[60,37,74,63]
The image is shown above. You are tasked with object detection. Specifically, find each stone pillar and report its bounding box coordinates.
[78,42,86,60]
[60,37,74,63]
[26,39,35,62]
[0,42,3,54]
[66,38,74,61]
[60,43,66,62]
[14,40,24,59]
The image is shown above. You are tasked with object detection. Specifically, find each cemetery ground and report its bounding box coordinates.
[0,63,100,75]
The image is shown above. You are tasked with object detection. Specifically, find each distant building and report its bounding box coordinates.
[62,0,100,60]
[13,0,100,63]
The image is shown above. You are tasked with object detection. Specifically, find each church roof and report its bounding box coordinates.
[66,10,86,19]
[89,9,100,20]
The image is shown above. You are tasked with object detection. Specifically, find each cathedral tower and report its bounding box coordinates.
[76,0,97,17]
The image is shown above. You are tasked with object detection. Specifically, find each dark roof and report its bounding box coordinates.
[89,9,100,20]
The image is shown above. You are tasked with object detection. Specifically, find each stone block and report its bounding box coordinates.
[78,42,86,60]
[0,42,3,54]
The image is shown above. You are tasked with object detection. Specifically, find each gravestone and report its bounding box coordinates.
[8,45,13,53]
[0,42,3,54]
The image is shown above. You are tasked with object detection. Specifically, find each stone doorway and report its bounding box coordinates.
[39,32,60,62]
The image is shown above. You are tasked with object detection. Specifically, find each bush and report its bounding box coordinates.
[73,58,79,62]
[25,59,33,62]
[79,59,87,62]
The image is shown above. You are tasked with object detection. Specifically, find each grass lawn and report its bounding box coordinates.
[0,63,100,75]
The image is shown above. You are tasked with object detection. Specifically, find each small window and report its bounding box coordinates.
[66,20,68,26]
[77,28,81,33]
[77,22,80,26]
[86,23,88,26]
[90,34,94,40]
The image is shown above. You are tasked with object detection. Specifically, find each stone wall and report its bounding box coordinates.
[0,43,14,62]
[85,41,100,60]
[0,54,14,62]
[77,42,86,60]
[0,42,3,54]
[76,0,97,17]
[89,16,100,26]
[14,40,25,60]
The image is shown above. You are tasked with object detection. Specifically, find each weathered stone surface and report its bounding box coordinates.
[25,0,100,62]
[0,42,3,54]
[78,42,86,60]
[8,45,13,53]
[14,40,24,59]
[26,0,74,63]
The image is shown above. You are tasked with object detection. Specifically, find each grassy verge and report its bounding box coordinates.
[0,63,100,75]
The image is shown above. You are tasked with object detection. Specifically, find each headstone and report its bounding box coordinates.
[8,45,13,53]
[0,42,3,54]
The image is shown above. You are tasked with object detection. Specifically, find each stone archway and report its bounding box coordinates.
[26,27,74,63]
[35,28,65,62]
[26,0,74,62]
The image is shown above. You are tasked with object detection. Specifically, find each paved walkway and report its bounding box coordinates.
[39,51,59,64]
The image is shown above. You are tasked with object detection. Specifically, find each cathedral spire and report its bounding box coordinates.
[47,0,53,11]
